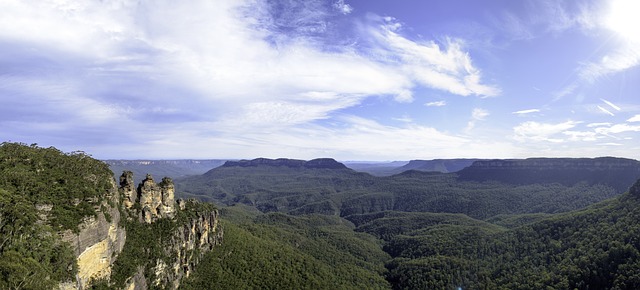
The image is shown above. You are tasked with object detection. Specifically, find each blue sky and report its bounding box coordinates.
[1,0,639,160]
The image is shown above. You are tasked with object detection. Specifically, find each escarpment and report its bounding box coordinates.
[59,170,221,290]
[58,178,127,290]
[151,202,222,289]
[114,171,222,290]
[457,157,640,193]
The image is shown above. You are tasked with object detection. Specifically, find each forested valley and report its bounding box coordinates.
[2,143,640,289]
[176,157,640,289]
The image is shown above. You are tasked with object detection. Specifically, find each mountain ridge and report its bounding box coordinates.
[221,157,348,170]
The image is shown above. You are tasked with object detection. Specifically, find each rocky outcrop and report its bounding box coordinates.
[222,157,347,169]
[59,171,221,290]
[117,172,222,290]
[120,171,136,209]
[120,172,176,223]
[59,178,127,290]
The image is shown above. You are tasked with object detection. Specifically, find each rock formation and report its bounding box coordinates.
[120,170,136,209]
[60,171,221,290]
[120,172,176,223]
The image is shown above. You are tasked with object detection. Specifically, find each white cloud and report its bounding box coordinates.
[628,115,640,122]
[465,108,490,132]
[587,122,612,127]
[333,0,353,14]
[579,46,640,81]
[0,0,501,140]
[512,109,540,115]
[425,100,447,107]
[365,17,500,97]
[394,90,414,103]
[513,120,579,142]
[471,108,490,120]
[0,0,506,159]
[597,105,615,116]
[600,98,621,111]
[563,130,598,141]
[595,123,640,134]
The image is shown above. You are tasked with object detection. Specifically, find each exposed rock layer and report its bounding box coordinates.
[59,178,126,289]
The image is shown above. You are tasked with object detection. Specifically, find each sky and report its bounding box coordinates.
[1,0,640,161]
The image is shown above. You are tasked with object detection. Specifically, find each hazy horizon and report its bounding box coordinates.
[2,0,639,160]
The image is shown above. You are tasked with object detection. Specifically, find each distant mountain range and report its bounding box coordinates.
[104,159,228,183]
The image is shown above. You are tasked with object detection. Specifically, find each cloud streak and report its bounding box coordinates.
[0,0,502,159]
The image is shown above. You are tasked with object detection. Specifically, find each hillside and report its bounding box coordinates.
[458,157,640,193]
[0,143,222,289]
[5,145,640,289]
[177,157,629,220]
[379,183,640,289]
[173,156,640,289]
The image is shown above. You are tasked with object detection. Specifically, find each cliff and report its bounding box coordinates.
[58,178,126,289]
[457,157,640,193]
[113,172,222,290]
[0,144,221,290]
[55,171,222,290]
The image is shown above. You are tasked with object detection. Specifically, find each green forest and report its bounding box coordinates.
[0,142,112,289]
[177,159,640,289]
[2,144,640,289]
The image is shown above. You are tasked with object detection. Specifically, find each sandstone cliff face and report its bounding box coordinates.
[59,178,126,290]
[58,171,222,290]
[152,207,222,289]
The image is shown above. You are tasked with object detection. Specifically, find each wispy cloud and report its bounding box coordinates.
[580,47,640,81]
[512,109,540,115]
[594,123,640,134]
[465,108,489,132]
[597,105,615,116]
[600,98,621,111]
[364,16,501,98]
[0,0,501,158]
[587,122,612,127]
[513,120,579,143]
[425,100,447,107]
[563,130,598,141]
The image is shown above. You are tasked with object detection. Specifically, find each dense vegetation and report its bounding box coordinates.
[3,144,640,289]
[182,211,390,289]
[379,190,640,289]
[175,158,640,289]
[0,142,112,289]
[107,199,216,289]
[177,162,623,220]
